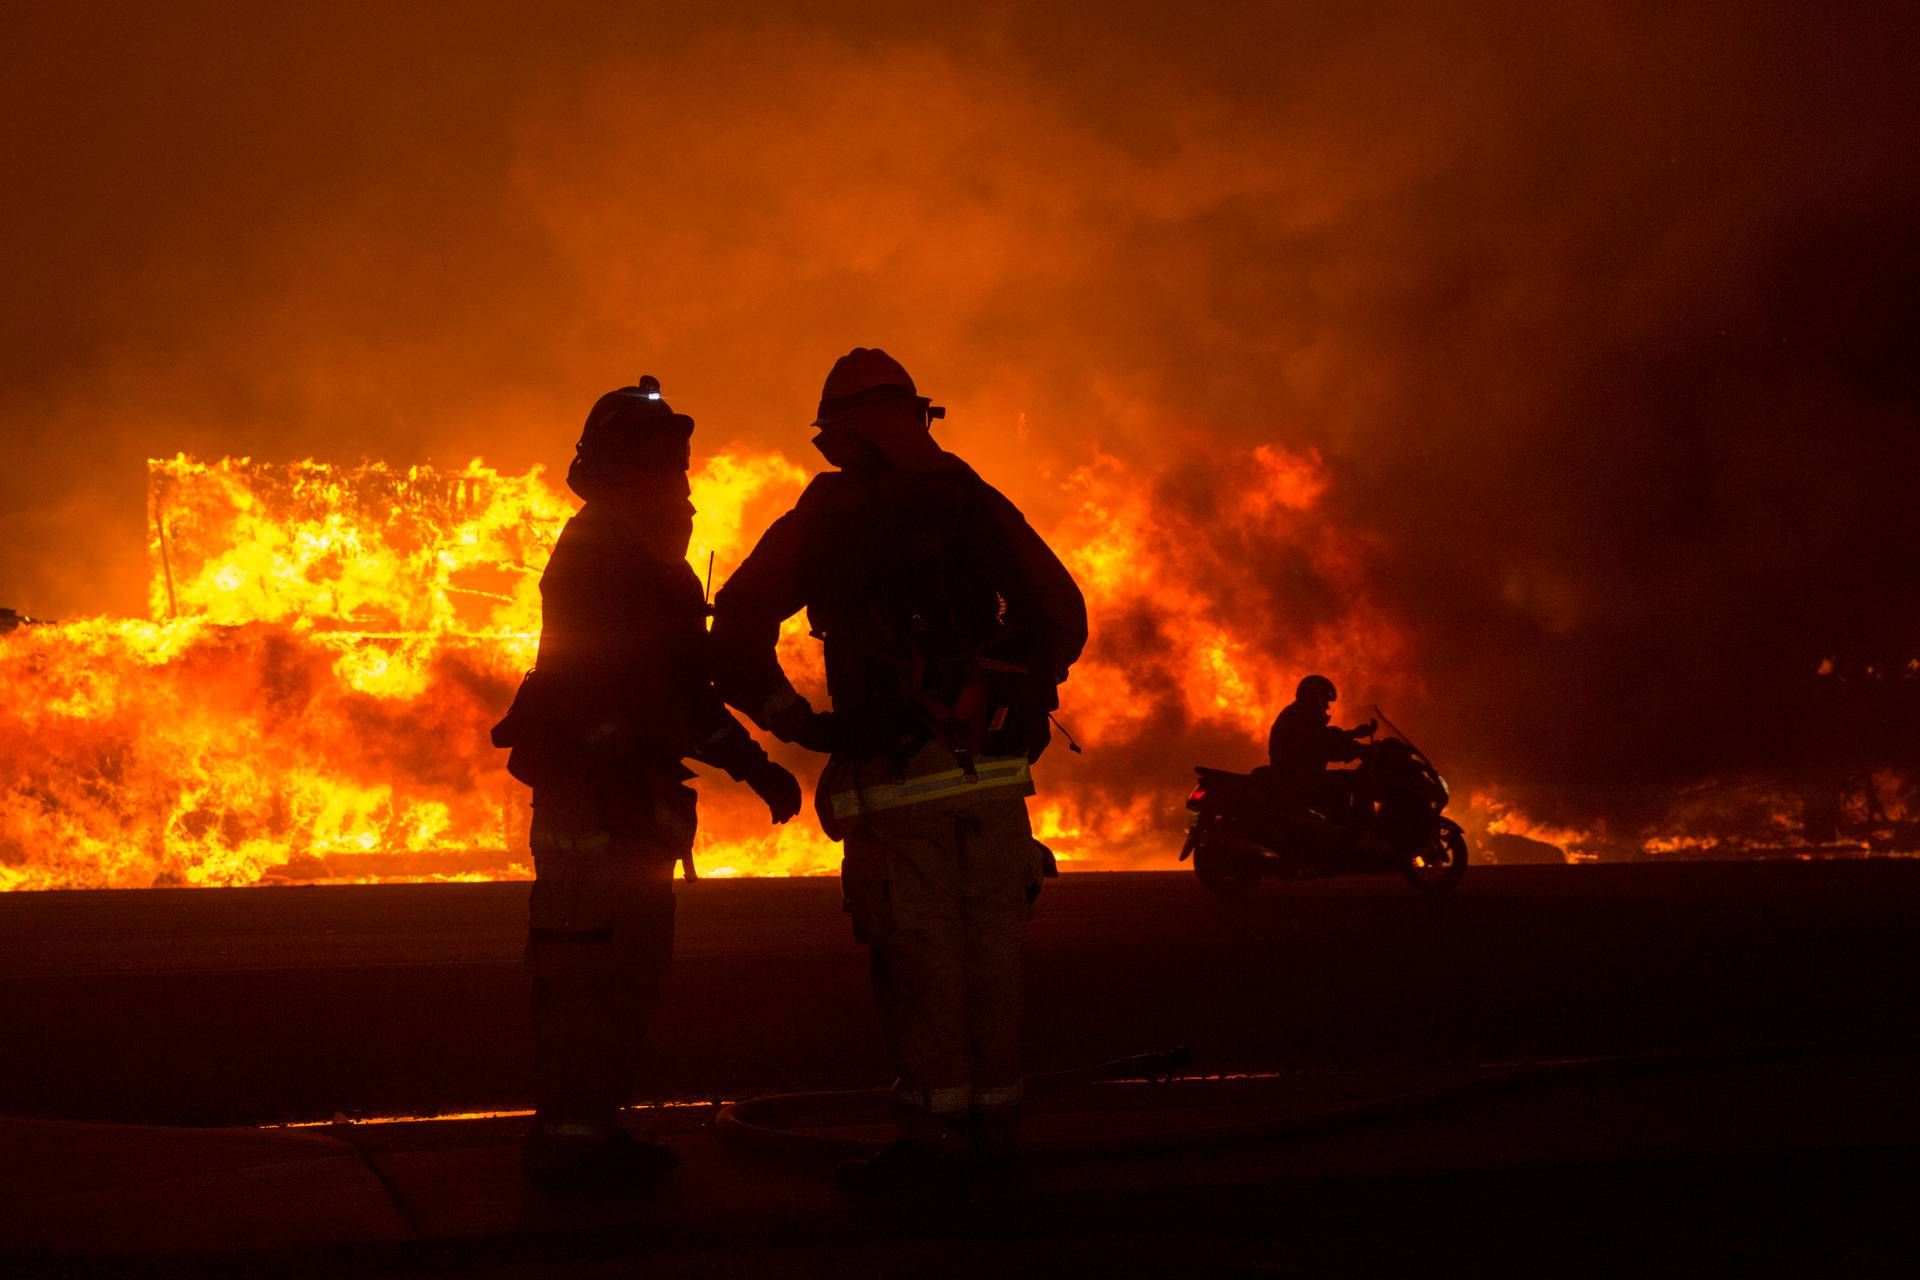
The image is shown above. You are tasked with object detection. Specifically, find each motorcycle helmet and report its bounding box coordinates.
[1296,674,1337,704]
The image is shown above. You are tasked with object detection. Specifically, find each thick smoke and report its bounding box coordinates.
[3,2,1916,835]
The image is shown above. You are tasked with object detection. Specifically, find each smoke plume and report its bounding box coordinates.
[4,1,1917,850]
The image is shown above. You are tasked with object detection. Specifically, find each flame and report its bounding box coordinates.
[2,438,1418,889]
[1031,794,1159,867]
[1467,771,1919,865]
[15,444,1895,890]
[1469,792,1597,864]
[1009,441,1418,869]
[0,453,836,889]
[1050,446,1410,748]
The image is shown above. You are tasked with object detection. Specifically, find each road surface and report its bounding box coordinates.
[3,863,1916,1125]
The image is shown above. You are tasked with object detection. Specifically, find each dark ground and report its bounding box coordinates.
[2,864,1918,1124]
[3,864,1918,1276]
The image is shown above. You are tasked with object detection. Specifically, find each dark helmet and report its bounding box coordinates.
[1296,674,1337,703]
[569,374,694,498]
[812,348,945,427]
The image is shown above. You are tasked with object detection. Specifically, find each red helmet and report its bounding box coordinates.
[813,348,944,426]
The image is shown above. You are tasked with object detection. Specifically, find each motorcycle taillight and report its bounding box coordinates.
[1186,786,1206,809]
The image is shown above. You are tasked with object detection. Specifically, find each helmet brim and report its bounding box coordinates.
[812,397,941,428]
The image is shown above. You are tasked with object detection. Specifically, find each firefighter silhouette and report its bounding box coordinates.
[492,375,801,1193]
[712,348,1087,1190]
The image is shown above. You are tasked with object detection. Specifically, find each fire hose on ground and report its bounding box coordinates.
[714,1038,1917,1165]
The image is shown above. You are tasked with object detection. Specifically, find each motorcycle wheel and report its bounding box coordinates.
[1192,831,1263,898]
[1401,821,1468,895]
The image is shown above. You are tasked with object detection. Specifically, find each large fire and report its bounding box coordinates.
[8,447,1895,890]
[0,452,836,889]
[2,443,1387,889]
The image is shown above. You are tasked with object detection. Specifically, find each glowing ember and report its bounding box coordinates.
[1466,772,1919,865]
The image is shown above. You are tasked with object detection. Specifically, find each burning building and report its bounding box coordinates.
[0,453,831,889]
[2,434,1913,891]
[0,438,1426,890]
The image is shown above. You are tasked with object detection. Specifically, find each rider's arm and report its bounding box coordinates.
[1324,724,1369,763]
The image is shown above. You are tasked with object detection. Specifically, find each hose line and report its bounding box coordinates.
[715,1038,1913,1164]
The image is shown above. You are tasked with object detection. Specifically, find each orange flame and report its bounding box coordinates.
[2,440,1412,889]
[0,453,835,889]
[1050,445,1410,748]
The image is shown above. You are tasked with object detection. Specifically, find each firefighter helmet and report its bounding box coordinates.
[576,373,693,474]
[812,348,945,426]
[566,373,695,502]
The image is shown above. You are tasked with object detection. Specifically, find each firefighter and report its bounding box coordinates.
[710,348,1087,1191]
[492,375,802,1193]
[1266,674,1376,816]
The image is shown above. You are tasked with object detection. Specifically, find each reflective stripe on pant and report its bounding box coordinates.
[526,806,689,1131]
[841,768,1037,1145]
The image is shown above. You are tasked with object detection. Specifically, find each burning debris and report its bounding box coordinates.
[0,455,829,889]
[1,446,1911,891]
[0,439,1397,889]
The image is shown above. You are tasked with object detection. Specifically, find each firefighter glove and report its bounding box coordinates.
[764,692,841,755]
[746,758,804,824]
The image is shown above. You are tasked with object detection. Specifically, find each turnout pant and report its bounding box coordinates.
[525,802,691,1137]
[835,746,1049,1150]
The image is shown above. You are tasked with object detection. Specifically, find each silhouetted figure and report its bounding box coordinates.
[492,375,801,1193]
[1267,674,1375,817]
[710,348,1086,1191]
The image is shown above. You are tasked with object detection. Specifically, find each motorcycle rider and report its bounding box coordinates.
[709,348,1086,1191]
[492,375,803,1193]
[1267,674,1376,818]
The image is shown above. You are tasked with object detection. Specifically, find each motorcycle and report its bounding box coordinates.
[1179,710,1468,896]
